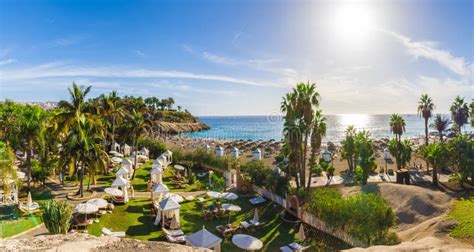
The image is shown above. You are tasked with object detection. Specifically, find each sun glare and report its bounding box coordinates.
[332,3,375,43]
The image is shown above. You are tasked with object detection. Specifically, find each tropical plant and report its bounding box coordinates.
[388,139,412,170]
[40,200,73,234]
[448,134,474,187]
[307,110,326,188]
[420,143,449,186]
[353,131,376,185]
[470,100,474,127]
[281,82,321,188]
[127,110,152,179]
[430,114,450,142]
[417,94,435,146]
[340,126,357,174]
[0,141,20,197]
[450,96,469,133]
[389,114,406,169]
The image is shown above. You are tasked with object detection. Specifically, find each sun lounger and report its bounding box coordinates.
[280,246,293,252]
[162,227,184,237]
[249,196,266,205]
[101,227,126,237]
[288,242,310,251]
[166,234,185,243]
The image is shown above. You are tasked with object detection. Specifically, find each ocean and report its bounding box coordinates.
[182,114,473,143]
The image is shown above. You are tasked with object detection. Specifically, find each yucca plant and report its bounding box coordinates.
[39,200,73,234]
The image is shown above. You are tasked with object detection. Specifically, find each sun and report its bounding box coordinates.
[332,3,375,43]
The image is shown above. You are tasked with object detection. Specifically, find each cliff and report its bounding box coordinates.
[154,121,209,135]
[0,233,209,251]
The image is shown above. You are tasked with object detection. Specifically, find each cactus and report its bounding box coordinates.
[39,200,73,234]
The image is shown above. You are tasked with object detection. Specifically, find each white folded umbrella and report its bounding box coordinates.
[222,192,238,200]
[222,203,241,212]
[206,191,222,198]
[87,198,108,209]
[167,193,184,203]
[104,187,123,197]
[75,203,99,214]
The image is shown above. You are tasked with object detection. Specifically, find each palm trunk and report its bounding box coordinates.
[26,140,33,192]
[80,157,85,197]
[302,134,308,187]
[307,144,317,189]
[424,118,428,145]
[432,165,438,186]
[111,117,116,147]
[131,135,138,180]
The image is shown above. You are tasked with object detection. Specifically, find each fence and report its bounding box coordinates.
[251,184,368,248]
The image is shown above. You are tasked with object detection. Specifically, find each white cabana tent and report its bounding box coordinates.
[157,155,168,168]
[111,177,129,203]
[122,159,133,176]
[230,147,239,159]
[152,159,164,169]
[253,148,262,160]
[154,197,181,226]
[215,146,224,157]
[140,147,150,157]
[122,144,132,156]
[185,227,222,252]
[163,150,173,163]
[115,167,129,179]
[151,183,169,200]
[150,166,163,184]
[111,142,121,152]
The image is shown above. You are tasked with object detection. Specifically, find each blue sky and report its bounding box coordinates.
[0,0,472,115]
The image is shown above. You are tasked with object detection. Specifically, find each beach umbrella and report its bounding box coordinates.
[222,192,238,200]
[27,191,32,207]
[222,203,241,212]
[232,234,263,251]
[173,165,185,171]
[298,224,305,241]
[75,203,99,219]
[87,198,108,209]
[104,187,123,197]
[253,208,259,223]
[206,191,222,198]
[170,215,180,229]
[167,193,184,203]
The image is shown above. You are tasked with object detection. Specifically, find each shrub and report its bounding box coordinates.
[210,173,225,191]
[40,200,73,234]
[137,137,167,159]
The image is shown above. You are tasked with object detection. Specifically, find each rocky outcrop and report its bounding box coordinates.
[154,121,209,135]
[0,233,208,252]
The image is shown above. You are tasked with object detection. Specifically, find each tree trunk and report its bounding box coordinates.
[26,140,33,192]
[424,118,429,146]
[432,165,438,186]
[302,135,308,188]
[111,117,116,147]
[80,158,85,197]
[306,144,317,189]
[131,135,138,180]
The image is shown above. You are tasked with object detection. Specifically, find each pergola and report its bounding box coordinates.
[185,227,222,252]
[150,166,163,184]
[151,182,169,200]
[153,197,180,226]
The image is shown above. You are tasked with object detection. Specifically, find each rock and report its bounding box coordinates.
[154,121,209,135]
[437,219,458,232]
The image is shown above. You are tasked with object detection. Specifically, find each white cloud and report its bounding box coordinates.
[134,50,146,58]
[382,30,471,77]
[0,59,16,65]
[51,35,86,47]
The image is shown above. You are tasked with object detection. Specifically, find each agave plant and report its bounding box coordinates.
[40,200,73,234]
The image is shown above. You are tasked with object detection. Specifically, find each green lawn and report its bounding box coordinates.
[447,197,474,238]
[0,190,53,238]
[88,195,298,251]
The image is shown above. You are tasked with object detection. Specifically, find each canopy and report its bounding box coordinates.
[151,166,163,174]
[221,192,238,200]
[185,227,222,250]
[87,198,108,209]
[167,193,184,203]
[206,191,222,198]
[163,150,172,156]
[122,158,133,167]
[174,165,185,171]
[75,203,99,214]
[253,148,261,153]
[159,197,181,211]
[104,187,123,197]
[232,234,263,250]
[115,167,129,176]
[112,176,128,187]
[222,203,241,212]
[152,183,169,194]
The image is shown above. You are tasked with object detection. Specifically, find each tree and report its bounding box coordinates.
[417,94,435,146]
[448,134,474,187]
[307,110,326,188]
[430,114,450,142]
[420,143,449,186]
[389,114,406,169]
[340,126,357,175]
[281,82,321,188]
[353,131,376,185]
[450,96,469,133]
[388,139,411,170]
[127,110,152,179]
[470,100,474,127]
[0,141,20,198]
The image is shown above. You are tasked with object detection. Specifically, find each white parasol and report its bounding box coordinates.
[221,192,238,200]
[206,191,222,198]
[87,198,108,209]
[173,165,185,171]
[104,187,123,197]
[27,191,32,207]
[75,203,99,214]
[167,193,184,203]
[232,234,263,250]
[111,157,123,164]
[222,203,241,212]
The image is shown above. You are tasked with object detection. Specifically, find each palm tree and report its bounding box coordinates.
[421,143,448,186]
[108,91,126,148]
[417,94,435,146]
[341,126,357,174]
[307,110,326,188]
[450,96,469,133]
[127,110,151,179]
[430,114,450,142]
[470,100,474,127]
[389,114,406,169]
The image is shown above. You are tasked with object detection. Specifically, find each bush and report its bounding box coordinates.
[210,173,225,191]
[137,137,167,159]
[40,200,73,234]
[306,188,397,245]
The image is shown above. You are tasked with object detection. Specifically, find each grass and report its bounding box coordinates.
[447,197,474,238]
[0,190,53,238]
[88,195,298,251]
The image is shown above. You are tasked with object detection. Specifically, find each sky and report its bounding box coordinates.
[0,0,473,116]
